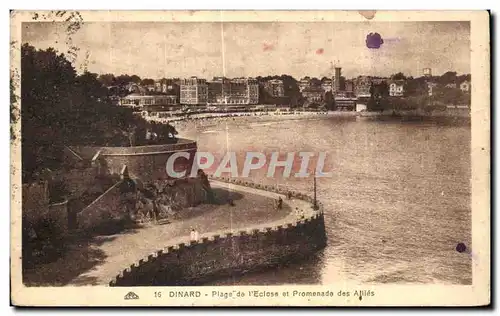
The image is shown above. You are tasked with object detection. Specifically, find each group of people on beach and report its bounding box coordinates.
[142,109,326,133]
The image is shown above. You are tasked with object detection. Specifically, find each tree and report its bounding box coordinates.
[115,74,132,86]
[370,81,389,98]
[368,81,390,111]
[404,76,428,97]
[391,72,407,81]
[433,86,467,105]
[310,77,321,86]
[457,73,471,83]
[324,91,335,110]
[141,78,155,86]
[98,73,116,87]
[75,71,109,102]
[20,44,152,182]
[438,71,457,85]
[21,44,78,180]
[130,75,141,84]
[280,74,301,107]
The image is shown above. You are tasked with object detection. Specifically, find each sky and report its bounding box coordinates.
[22,21,470,80]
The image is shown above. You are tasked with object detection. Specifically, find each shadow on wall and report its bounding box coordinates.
[200,249,326,286]
[210,188,244,205]
[21,186,243,286]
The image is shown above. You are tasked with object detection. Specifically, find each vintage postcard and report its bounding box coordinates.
[10,10,490,307]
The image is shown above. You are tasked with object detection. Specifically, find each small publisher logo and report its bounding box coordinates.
[124,291,139,300]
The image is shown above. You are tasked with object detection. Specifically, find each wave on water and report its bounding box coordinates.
[201,130,219,134]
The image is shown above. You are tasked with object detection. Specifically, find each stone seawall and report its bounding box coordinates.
[110,178,327,286]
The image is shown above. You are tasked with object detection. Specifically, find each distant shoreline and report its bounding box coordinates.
[142,107,471,126]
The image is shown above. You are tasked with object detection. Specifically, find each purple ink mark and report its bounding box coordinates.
[456,242,467,253]
[455,243,479,262]
[366,32,384,49]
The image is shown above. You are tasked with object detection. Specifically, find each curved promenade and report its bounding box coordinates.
[69,179,325,286]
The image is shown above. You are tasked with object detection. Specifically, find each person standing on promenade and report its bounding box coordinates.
[277,196,283,210]
[190,228,200,242]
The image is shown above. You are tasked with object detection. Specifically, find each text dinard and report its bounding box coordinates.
[167,290,375,299]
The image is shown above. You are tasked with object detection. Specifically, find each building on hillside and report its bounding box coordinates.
[388,80,405,97]
[298,77,311,93]
[206,77,259,105]
[180,77,208,105]
[264,79,285,97]
[445,83,457,89]
[354,76,372,98]
[335,92,357,111]
[460,80,471,93]
[159,79,181,96]
[154,81,161,91]
[207,78,226,104]
[226,78,249,105]
[120,94,178,108]
[126,82,147,94]
[426,82,438,96]
[302,86,324,103]
[243,78,259,105]
[321,79,333,93]
[423,68,432,77]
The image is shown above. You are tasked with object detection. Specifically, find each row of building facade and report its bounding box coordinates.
[118,69,472,109]
[181,77,260,105]
[121,77,259,107]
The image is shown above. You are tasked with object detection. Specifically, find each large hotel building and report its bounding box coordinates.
[179,77,208,105]
[182,77,259,106]
[264,79,285,97]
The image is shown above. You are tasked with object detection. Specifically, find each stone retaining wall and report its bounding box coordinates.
[70,139,197,182]
[110,177,327,286]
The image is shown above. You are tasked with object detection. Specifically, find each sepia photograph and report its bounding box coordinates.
[9,10,490,306]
